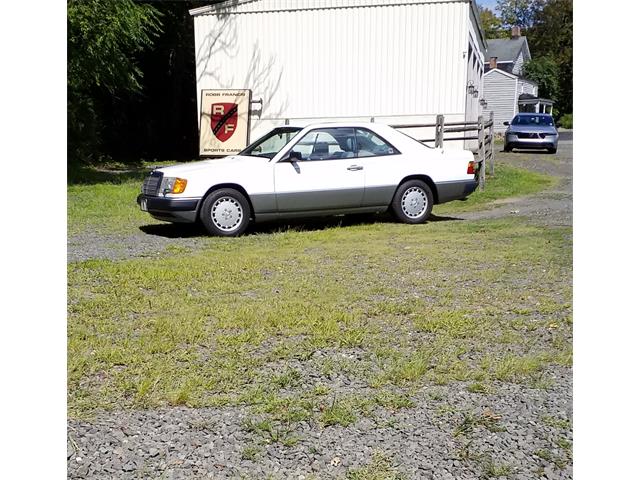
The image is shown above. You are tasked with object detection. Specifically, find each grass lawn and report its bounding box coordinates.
[68,216,571,419]
[68,158,570,441]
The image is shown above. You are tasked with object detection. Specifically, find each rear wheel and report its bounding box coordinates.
[199,188,251,236]
[390,180,433,224]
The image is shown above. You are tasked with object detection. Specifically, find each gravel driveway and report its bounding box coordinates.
[68,137,573,479]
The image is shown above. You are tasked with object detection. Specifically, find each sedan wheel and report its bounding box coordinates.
[391,180,433,224]
[200,188,251,236]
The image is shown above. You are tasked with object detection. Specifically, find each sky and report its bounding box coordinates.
[476,0,498,11]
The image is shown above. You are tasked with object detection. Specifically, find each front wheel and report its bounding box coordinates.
[504,143,513,152]
[548,147,557,154]
[390,180,434,224]
[199,188,251,236]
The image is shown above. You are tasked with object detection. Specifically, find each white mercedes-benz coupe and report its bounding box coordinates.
[137,122,479,236]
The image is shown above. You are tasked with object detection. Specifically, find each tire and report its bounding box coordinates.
[548,147,557,154]
[390,180,434,224]
[199,188,251,236]
[504,144,512,152]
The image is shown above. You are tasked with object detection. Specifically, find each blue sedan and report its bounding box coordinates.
[503,113,559,154]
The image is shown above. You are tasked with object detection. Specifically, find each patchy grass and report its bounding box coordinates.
[67,160,182,235]
[346,450,406,480]
[434,162,555,215]
[68,219,572,423]
[68,216,572,417]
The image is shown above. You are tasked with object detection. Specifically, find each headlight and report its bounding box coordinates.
[160,177,188,194]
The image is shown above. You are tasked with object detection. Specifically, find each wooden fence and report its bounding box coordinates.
[389,112,495,190]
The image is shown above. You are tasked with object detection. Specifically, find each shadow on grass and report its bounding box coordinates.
[139,223,206,238]
[139,212,463,238]
[68,165,151,186]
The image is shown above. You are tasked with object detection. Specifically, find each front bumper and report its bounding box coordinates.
[506,133,558,150]
[137,194,200,223]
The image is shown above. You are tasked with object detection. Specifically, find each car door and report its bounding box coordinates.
[274,127,365,212]
[352,128,404,207]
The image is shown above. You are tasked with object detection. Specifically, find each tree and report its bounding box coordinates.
[523,56,560,101]
[496,0,546,32]
[67,0,162,164]
[479,6,509,39]
[527,0,572,115]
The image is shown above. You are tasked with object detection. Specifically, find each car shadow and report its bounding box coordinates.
[139,223,206,238]
[140,212,463,238]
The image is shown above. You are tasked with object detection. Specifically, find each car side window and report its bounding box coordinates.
[289,128,356,161]
[355,129,400,158]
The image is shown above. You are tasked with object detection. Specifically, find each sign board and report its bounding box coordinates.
[199,89,251,156]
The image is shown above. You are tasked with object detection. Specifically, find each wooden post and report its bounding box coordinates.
[435,114,444,148]
[489,111,495,176]
[478,115,486,191]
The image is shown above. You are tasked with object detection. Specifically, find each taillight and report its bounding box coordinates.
[467,161,475,175]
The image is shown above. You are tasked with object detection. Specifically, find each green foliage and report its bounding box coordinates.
[68,0,162,93]
[479,7,509,39]
[523,56,560,101]
[527,0,573,115]
[67,0,162,164]
[558,114,572,129]
[496,0,546,30]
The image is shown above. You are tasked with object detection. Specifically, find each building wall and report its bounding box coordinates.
[482,70,516,133]
[512,50,525,76]
[193,0,477,148]
[518,78,538,97]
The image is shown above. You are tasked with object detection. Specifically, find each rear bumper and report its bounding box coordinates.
[435,179,478,204]
[137,194,200,223]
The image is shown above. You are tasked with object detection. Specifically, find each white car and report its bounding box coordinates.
[137,122,479,236]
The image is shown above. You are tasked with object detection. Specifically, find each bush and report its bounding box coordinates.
[558,114,573,129]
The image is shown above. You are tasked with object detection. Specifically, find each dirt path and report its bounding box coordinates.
[461,137,572,227]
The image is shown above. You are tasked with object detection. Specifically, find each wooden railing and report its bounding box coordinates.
[390,112,495,191]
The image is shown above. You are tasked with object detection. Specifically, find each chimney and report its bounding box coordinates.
[511,26,521,38]
[489,57,498,69]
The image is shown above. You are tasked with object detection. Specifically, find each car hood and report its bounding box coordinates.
[508,124,557,134]
[154,155,268,176]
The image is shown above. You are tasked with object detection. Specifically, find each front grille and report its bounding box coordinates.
[142,171,163,196]
[516,132,540,139]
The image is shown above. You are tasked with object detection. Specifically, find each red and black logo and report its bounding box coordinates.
[210,103,238,142]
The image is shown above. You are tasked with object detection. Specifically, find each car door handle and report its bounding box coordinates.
[347,165,363,171]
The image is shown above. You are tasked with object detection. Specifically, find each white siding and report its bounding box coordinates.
[513,50,524,76]
[481,70,516,133]
[518,78,537,97]
[193,0,476,148]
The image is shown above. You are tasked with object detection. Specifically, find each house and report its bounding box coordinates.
[190,0,487,153]
[481,26,553,133]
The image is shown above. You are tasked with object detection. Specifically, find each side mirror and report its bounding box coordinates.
[283,151,302,162]
[503,121,510,126]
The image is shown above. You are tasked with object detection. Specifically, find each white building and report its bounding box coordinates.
[190,0,487,149]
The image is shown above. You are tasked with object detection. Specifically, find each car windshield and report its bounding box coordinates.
[511,115,555,126]
[239,127,302,158]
